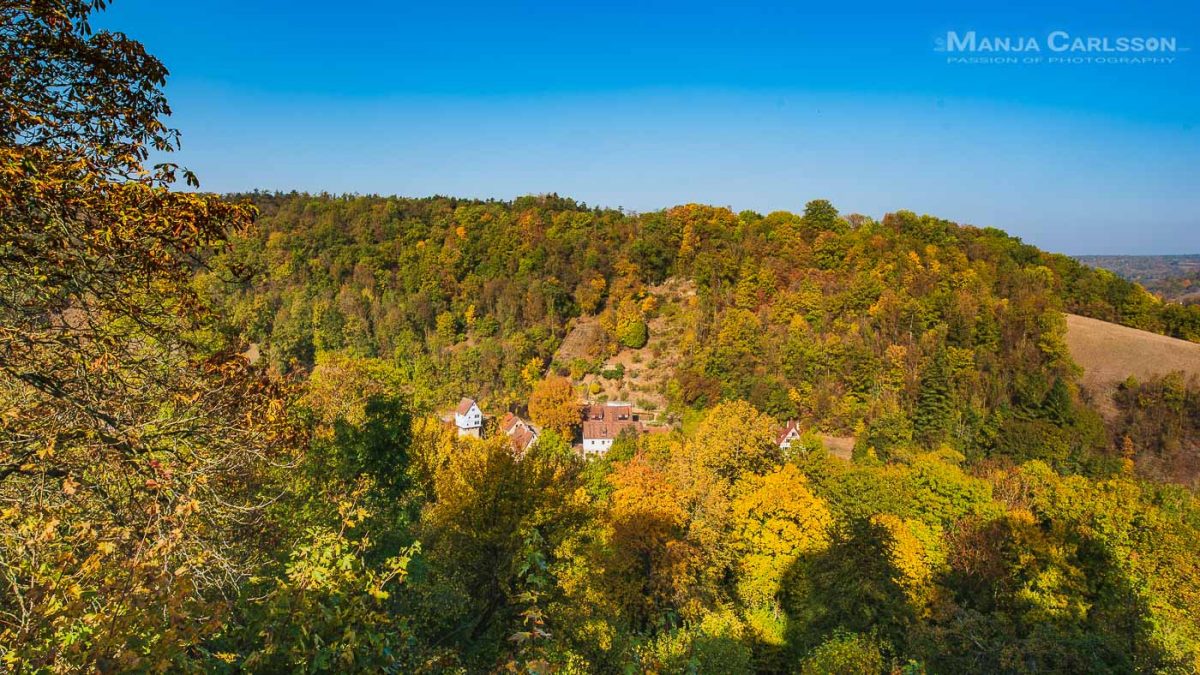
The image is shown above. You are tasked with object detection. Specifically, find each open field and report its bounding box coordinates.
[1065,313,1200,416]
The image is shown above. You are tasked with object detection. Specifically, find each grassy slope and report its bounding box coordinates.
[1065,313,1200,416]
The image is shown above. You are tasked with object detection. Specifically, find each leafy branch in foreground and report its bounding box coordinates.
[0,1,295,668]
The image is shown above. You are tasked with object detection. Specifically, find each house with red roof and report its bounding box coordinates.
[454,397,483,438]
[777,419,802,450]
[581,401,639,458]
[500,412,539,457]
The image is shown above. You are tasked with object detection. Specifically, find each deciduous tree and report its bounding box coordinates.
[529,375,580,438]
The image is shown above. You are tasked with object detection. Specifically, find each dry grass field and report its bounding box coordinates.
[1065,313,1200,416]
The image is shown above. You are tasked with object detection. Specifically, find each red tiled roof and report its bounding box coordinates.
[776,420,800,446]
[583,418,638,440]
[509,426,537,455]
[498,412,538,454]
[455,397,477,416]
[582,402,641,440]
[584,402,633,421]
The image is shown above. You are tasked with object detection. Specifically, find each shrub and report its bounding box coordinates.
[800,631,885,675]
[601,363,625,380]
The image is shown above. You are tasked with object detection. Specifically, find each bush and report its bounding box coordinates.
[618,319,649,349]
[601,363,625,380]
[639,610,753,674]
[568,358,594,380]
[800,631,885,675]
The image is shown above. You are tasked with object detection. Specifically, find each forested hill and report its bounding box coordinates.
[204,192,1200,477]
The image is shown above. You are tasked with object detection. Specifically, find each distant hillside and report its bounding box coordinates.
[203,192,1200,473]
[1065,313,1200,415]
[1077,254,1200,305]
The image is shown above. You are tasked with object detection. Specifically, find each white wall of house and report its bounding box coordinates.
[455,404,482,430]
[582,437,613,457]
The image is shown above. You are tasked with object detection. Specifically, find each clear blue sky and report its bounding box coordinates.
[98,0,1198,254]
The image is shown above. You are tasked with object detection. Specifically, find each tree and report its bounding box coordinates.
[0,3,291,667]
[799,632,885,675]
[615,297,649,349]
[638,609,754,673]
[607,454,689,624]
[690,401,781,481]
[731,465,832,606]
[1042,377,1074,425]
[802,199,844,234]
[412,427,585,669]
[529,376,580,438]
[619,315,649,349]
[913,349,953,447]
[708,309,763,395]
[302,351,408,432]
[234,511,420,672]
[784,518,917,655]
[575,275,606,315]
[417,435,532,651]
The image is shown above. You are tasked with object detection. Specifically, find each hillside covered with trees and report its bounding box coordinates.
[1077,255,1200,306]
[205,190,1200,480]
[3,3,1200,673]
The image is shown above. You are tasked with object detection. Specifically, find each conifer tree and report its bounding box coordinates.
[913,349,953,446]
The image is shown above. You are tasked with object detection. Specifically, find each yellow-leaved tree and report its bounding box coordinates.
[528,375,580,438]
[731,464,832,607]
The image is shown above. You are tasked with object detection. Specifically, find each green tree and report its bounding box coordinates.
[913,349,953,447]
[803,199,843,234]
[235,517,420,673]
[800,631,886,675]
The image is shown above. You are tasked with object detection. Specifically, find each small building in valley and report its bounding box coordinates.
[500,412,539,457]
[454,397,483,438]
[777,419,802,450]
[582,401,639,459]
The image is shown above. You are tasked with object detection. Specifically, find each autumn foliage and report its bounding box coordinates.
[3,2,1200,673]
[528,375,580,437]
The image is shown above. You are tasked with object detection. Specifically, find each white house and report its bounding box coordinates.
[581,402,638,459]
[454,397,483,438]
[776,420,802,450]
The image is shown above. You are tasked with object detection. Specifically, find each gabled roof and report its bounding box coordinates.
[498,412,538,454]
[776,419,801,446]
[500,412,521,434]
[455,397,478,416]
[583,419,638,441]
[509,425,538,455]
[583,401,633,421]
[581,402,639,441]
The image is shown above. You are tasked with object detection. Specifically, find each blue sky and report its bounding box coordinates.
[98,0,1198,254]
